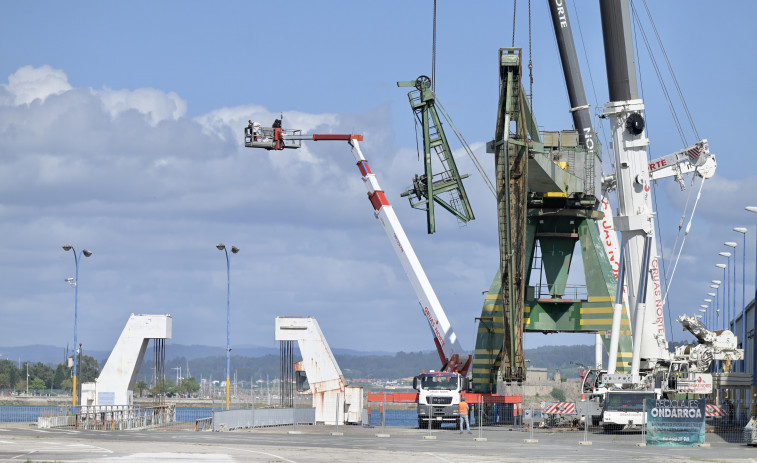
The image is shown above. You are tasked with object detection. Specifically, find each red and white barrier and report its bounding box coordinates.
[542,402,576,415]
[705,404,727,417]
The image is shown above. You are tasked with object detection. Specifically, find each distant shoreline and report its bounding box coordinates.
[0,395,218,408]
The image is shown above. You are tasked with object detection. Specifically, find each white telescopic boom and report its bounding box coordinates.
[244,129,471,374]
[347,138,470,374]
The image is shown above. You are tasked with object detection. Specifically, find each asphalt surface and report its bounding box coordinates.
[1,424,756,462]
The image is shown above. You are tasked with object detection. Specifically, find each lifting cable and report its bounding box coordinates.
[632,1,708,335]
[633,9,675,338]
[527,0,533,108]
[630,1,688,147]
[432,0,437,92]
[510,0,534,109]
[640,0,700,141]
[511,0,517,47]
[661,176,709,313]
[421,0,495,199]
[436,98,497,198]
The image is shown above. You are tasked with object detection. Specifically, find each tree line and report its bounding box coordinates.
[0,357,99,392]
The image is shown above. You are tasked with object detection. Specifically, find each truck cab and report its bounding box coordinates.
[600,389,658,432]
[413,371,469,428]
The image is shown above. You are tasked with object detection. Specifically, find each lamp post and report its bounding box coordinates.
[726,243,738,335]
[734,227,747,372]
[62,244,92,407]
[217,243,239,410]
[717,261,729,331]
[703,299,713,327]
[712,281,721,331]
[707,293,717,328]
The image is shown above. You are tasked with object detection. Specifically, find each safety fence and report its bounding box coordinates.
[213,407,315,431]
[0,405,213,430]
[361,395,754,446]
[516,398,753,446]
[365,394,523,431]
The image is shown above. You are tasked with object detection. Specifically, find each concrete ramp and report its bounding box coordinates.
[82,314,172,407]
[275,317,362,424]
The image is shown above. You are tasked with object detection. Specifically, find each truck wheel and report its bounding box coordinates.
[418,419,425,429]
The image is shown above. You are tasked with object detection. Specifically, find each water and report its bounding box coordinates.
[368,409,417,427]
[0,405,63,422]
[0,405,213,423]
[0,406,431,427]
[175,407,213,422]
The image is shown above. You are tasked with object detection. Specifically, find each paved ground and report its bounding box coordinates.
[1,425,756,462]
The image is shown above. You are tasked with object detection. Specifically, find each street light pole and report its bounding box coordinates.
[707,293,717,328]
[717,258,729,331]
[217,243,239,410]
[62,244,92,407]
[726,243,738,335]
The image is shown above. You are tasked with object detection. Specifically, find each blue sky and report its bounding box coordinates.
[1,1,756,359]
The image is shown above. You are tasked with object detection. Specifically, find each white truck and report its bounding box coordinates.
[600,390,657,432]
[413,371,470,428]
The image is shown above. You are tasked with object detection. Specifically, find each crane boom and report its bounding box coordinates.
[244,127,471,375]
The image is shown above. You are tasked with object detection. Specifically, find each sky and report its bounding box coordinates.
[1,1,756,360]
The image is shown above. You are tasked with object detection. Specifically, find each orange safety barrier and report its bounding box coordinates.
[367,391,522,405]
[367,392,419,403]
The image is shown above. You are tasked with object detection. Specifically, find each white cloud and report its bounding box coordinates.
[0,65,498,355]
[2,65,72,106]
[97,87,187,126]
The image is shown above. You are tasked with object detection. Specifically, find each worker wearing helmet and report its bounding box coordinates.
[458,397,471,434]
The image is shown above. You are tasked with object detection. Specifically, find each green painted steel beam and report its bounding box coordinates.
[397,76,474,234]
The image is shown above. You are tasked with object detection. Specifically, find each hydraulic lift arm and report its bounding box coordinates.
[244,127,472,374]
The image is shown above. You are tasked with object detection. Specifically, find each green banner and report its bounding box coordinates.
[644,398,705,446]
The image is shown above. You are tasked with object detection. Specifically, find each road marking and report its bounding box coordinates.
[218,446,298,463]
[423,453,455,463]
[99,453,234,461]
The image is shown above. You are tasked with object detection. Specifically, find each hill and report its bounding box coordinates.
[3,342,635,382]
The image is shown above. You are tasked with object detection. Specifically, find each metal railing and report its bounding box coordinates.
[212,407,315,431]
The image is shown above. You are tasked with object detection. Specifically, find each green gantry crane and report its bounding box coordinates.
[471,49,633,391]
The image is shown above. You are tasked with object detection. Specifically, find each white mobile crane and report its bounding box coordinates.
[244,123,473,426]
[547,0,738,432]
